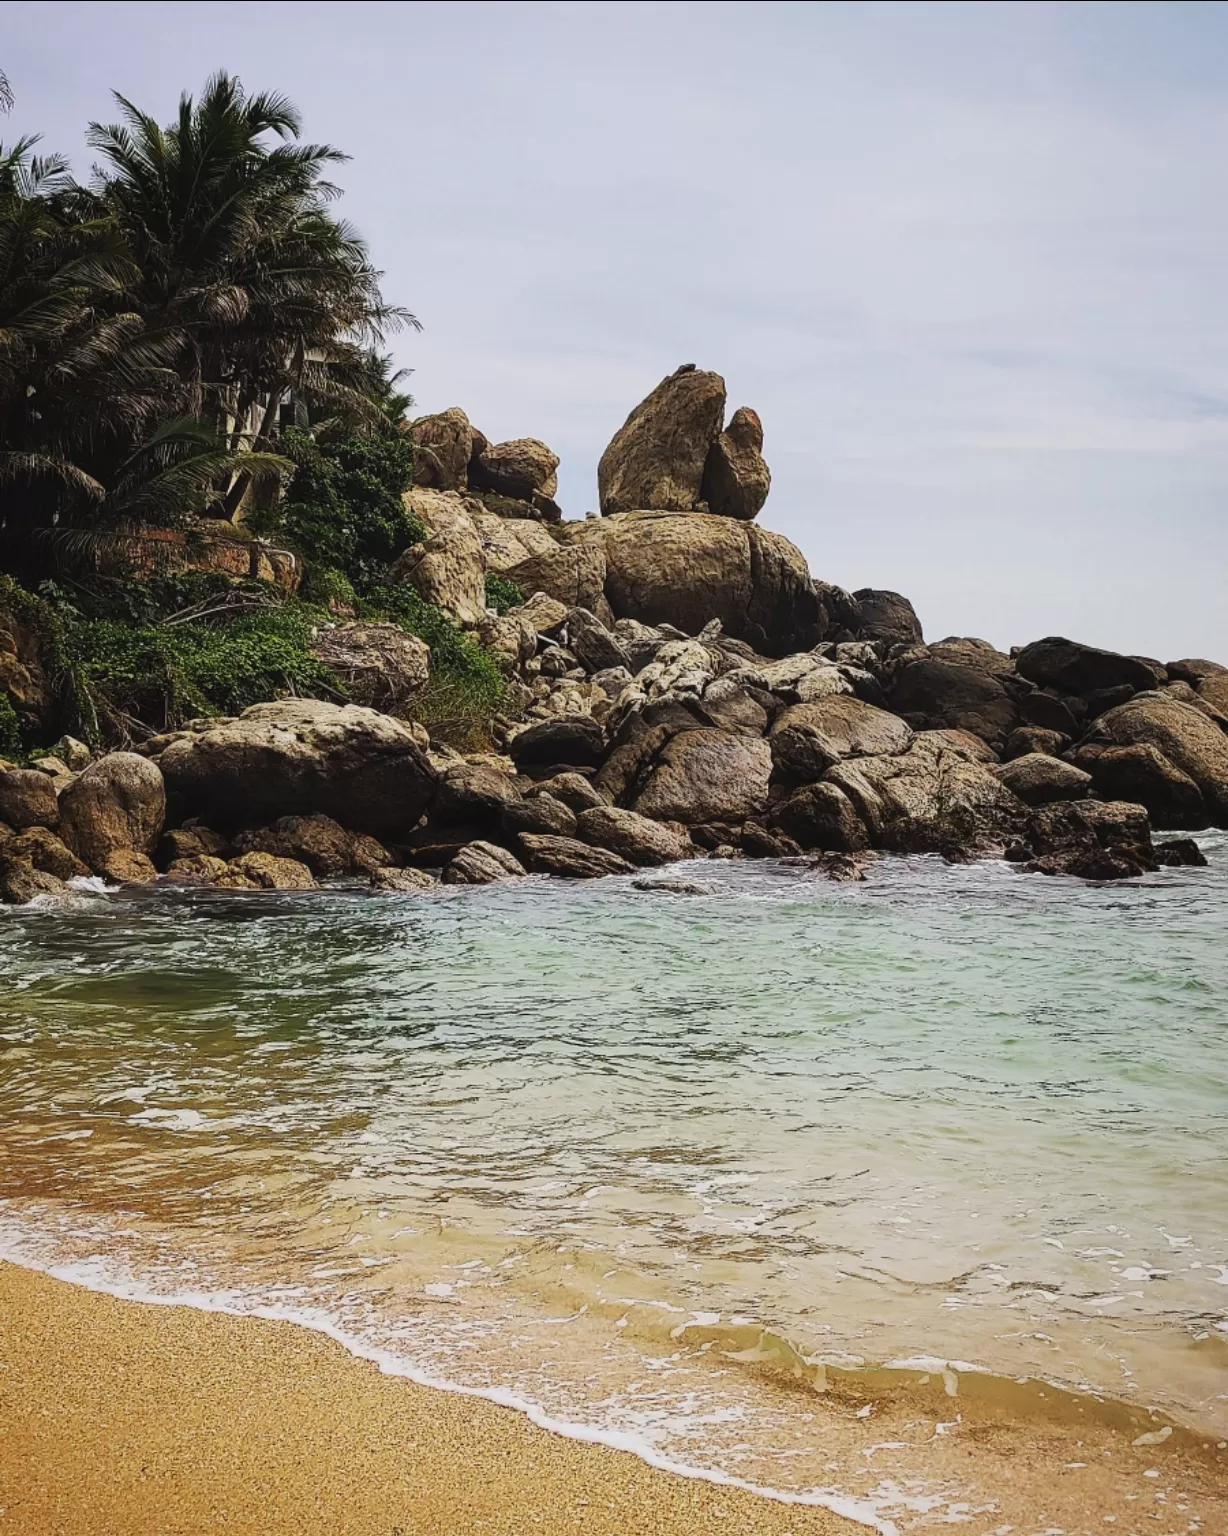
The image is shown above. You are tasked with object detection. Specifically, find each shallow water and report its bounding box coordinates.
[1,842,1226,1529]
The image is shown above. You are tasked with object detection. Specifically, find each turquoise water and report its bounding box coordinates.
[1,842,1226,1528]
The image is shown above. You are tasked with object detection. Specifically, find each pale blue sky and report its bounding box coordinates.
[4,1,1227,659]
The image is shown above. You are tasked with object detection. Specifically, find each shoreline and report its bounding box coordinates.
[0,1260,861,1536]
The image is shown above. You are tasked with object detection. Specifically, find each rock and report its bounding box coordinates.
[0,857,64,904]
[568,511,821,656]
[0,585,56,731]
[471,439,559,500]
[1023,799,1155,879]
[501,792,578,838]
[389,489,488,627]
[612,619,671,672]
[478,611,538,675]
[853,590,923,647]
[531,772,608,812]
[408,407,477,491]
[991,753,1092,806]
[517,834,635,878]
[1072,742,1206,830]
[30,756,72,780]
[914,728,999,763]
[824,737,1027,855]
[0,768,59,830]
[598,364,726,516]
[231,852,316,890]
[151,700,436,842]
[165,854,232,885]
[739,822,801,858]
[804,850,878,882]
[1015,637,1157,696]
[159,826,228,864]
[233,813,368,878]
[771,781,869,851]
[700,406,770,520]
[511,593,568,637]
[50,735,92,772]
[370,866,437,893]
[1085,694,1228,826]
[7,827,89,880]
[1084,684,1137,719]
[1003,726,1067,761]
[442,840,526,885]
[756,654,851,703]
[1197,672,1228,715]
[505,544,611,624]
[575,805,691,867]
[697,679,771,737]
[471,511,557,572]
[435,760,521,822]
[1163,680,1228,728]
[1154,838,1208,868]
[212,867,261,890]
[564,609,631,674]
[590,666,634,701]
[631,875,715,895]
[887,644,1018,750]
[1017,691,1080,736]
[101,849,158,885]
[311,623,430,713]
[58,753,165,872]
[1167,658,1225,686]
[770,697,913,783]
[508,716,605,769]
[630,729,772,825]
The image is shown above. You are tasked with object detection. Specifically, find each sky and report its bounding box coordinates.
[4,0,1228,660]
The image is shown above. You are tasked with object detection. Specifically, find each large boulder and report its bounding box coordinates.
[769,696,913,783]
[508,716,605,769]
[471,439,559,500]
[568,511,821,656]
[470,511,557,572]
[1198,673,1228,715]
[887,640,1019,749]
[0,857,64,904]
[443,840,526,885]
[232,813,387,878]
[311,623,430,714]
[575,805,690,867]
[1072,743,1205,829]
[58,753,166,872]
[505,544,610,623]
[7,826,89,880]
[517,833,635,878]
[0,768,59,831]
[598,364,726,516]
[824,736,1027,854]
[1076,693,1228,826]
[771,781,869,852]
[151,699,436,841]
[1015,637,1158,696]
[630,729,772,825]
[1022,799,1156,880]
[408,407,478,491]
[853,590,923,647]
[390,489,487,627]
[991,753,1092,806]
[700,406,770,521]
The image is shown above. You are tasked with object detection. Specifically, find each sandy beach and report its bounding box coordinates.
[0,1262,856,1536]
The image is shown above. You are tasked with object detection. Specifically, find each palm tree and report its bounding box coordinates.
[0,69,13,114]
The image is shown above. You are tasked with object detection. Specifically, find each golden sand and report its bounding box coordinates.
[0,1262,855,1536]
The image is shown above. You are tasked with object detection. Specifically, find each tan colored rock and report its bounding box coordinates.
[772,781,869,851]
[598,365,726,516]
[568,511,820,656]
[58,753,165,872]
[101,849,159,885]
[311,623,430,713]
[700,406,770,520]
[408,407,477,491]
[1083,693,1228,825]
[390,489,487,627]
[853,589,923,647]
[478,611,537,674]
[159,826,228,864]
[0,768,59,830]
[51,736,92,772]
[0,586,55,730]
[7,827,89,880]
[442,840,526,884]
[233,813,365,878]
[991,754,1092,806]
[0,857,64,904]
[631,729,772,825]
[510,593,568,637]
[517,834,635,878]
[165,854,232,885]
[232,852,316,890]
[1199,672,1228,715]
[770,697,914,783]
[470,511,557,573]
[472,439,559,500]
[371,865,436,893]
[505,543,610,624]
[575,805,691,867]
[151,700,436,843]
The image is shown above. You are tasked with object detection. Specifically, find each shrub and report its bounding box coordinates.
[0,693,21,757]
[247,428,421,591]
[484,571,523,616]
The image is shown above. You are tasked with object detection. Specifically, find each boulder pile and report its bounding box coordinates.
[0,366,1221,902]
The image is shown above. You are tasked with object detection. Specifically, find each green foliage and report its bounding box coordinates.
[249,428,419,591]
[484,571,523,616]
[0,692,20,756]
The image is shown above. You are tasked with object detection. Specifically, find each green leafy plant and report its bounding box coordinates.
[484,571,523,616]
[0,692,21,756]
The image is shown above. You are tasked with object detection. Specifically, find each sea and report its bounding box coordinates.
[1,840,1226,1533]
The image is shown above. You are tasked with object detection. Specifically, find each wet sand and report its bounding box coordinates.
[0,1262,856,1536]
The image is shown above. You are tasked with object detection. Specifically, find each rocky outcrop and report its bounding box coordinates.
[1015,637,1159,697]
[0,584,57,733]
[887,640,1019,749]
[7,827,88,881]
[311,623,430,713]
[1018,799,1158,880]
[769,697,913,784]
[508,716,605,769]
[149,700,436,841]
[505,544,611,624]
[853,590,923,647]
[1074,693,1228,827]
[598,365,726,516]
[390,489,488,627]
[408,407,478,492]
[0,857,64,904]
[58,753,166,873]
[471,439,559,501]
[232,851,316,890]
[771,781,870,851]
[629,729,772,825]
[700,407,770,521]
[568,512,821,656]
